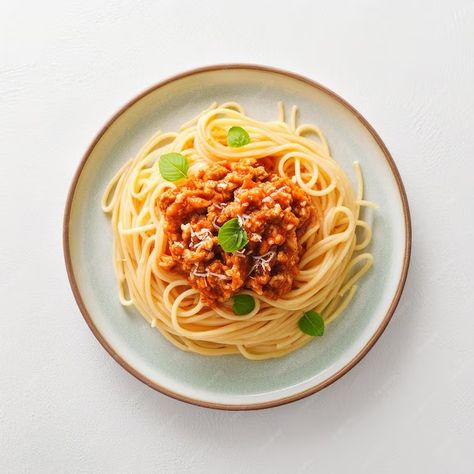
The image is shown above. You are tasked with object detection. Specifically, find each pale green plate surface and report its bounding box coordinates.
[65,65,410,409]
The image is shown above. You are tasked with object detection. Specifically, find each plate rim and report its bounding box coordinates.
[63,63,412,410]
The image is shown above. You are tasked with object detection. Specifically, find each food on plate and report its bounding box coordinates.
[102,102,375,359]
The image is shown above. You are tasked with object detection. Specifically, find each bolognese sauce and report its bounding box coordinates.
[158,159,315,304]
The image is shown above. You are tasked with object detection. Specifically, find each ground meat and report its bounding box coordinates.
[158,159,316,304]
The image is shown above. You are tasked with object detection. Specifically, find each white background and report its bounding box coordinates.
[1,1,473,473]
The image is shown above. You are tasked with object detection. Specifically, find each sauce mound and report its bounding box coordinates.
[158,159,315,304]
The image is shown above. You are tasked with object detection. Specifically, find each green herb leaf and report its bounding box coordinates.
[217,218,248,252]
[159,153,189,182]
[227,126,251,148]
[298,310,325,336]
[232,294,256,315]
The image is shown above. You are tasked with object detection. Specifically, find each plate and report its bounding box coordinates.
[64,65,411,410]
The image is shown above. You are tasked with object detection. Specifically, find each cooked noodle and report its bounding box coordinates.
[102,103,375,359]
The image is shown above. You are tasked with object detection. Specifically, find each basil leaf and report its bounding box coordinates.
[218,218,248,252]
[227,126,251,148]
[159,153,189,181]
[298,310,324,336]
[232,294,255,315]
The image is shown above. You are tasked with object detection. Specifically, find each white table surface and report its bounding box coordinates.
[1,1,473,472]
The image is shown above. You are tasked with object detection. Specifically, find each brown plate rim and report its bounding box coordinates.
[63,63,412,411]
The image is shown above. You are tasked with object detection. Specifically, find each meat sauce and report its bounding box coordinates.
[158,159,315,304]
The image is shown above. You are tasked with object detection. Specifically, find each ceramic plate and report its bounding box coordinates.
[64,65,411,410]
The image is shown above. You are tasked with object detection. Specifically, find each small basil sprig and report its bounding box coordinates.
[227,126,250,148]
[232,294,255,315]
[298,310,324,336]
[159,153,189,181]
[217,218,248,252]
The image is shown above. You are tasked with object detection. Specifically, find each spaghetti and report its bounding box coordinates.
[102,103,374,359]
